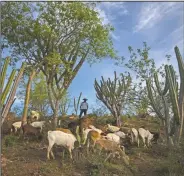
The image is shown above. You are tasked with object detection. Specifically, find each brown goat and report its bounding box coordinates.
[68,121,79,134]
[56,128,73,134]
[22,124,42,139]
[96,139,129,165]
[86,130,102,154]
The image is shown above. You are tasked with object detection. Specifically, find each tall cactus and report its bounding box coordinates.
[73,92,82,115]
[1,58,26,125]
[94,71,131,127]
[22,69,37,125]
[146,46,184,145]
[172,47,184,142]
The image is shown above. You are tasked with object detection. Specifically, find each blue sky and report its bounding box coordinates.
[3,2,184,114]
[68,2,184,112]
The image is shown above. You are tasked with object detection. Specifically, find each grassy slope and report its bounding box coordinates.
[2,116,184,176]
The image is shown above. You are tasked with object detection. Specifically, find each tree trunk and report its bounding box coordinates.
[115,113,122,127]
[53,100,59,128]
[22,70,36,125]
[116,117,122,127]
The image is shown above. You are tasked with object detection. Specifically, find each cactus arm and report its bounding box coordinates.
[74,92,82,115]
[94,72,132,126]
[1,69,16,105]
[1,62,26,125]
[0,57,10,89]
[77,92,82,109]
[175,46,184,82]
[154,72,169,96]
[154,72,163,95]
[165,65,180,125]
[162,76,169,95]
[146,80,164,119]
[169,65,177,89]
[175,46,184,141]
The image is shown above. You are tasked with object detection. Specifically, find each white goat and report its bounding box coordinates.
[31,121,45,132]
[47,131,77,160]
[138,128,154,147]
[131,128,139,147]
[89,125,103,134]
[114,131,126,139]
[107,124,120,132]
[103,133,121,146]
[11,121,24,133]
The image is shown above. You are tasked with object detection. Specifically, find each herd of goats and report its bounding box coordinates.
[7,110,160,166]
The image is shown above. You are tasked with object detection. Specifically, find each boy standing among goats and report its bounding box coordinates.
[79,98,88,118]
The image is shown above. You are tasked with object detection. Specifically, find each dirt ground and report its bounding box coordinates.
[2,117,184,176]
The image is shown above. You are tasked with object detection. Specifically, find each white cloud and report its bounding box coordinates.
[133,2,183,33]
[101,2,129,16]
[94,3,126,41]
[95,7,110,25]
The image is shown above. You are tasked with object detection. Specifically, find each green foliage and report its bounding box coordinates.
[2,1,117,81]
[1,2,118,119]
[29,72,50,115]
[126,42,157,81]
[124,42,171,115]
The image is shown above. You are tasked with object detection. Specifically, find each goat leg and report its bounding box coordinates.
[104,152,113,162]
[51,150,55,159]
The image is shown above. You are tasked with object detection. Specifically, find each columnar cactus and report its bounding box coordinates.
[1,58,26,125]
[94,71,131,127]
[74,92,82,116]
[146,46,184,144]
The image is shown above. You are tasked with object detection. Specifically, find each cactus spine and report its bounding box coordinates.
[146,46,184,144]
[1,58,26,125]
[94,71,131,127]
